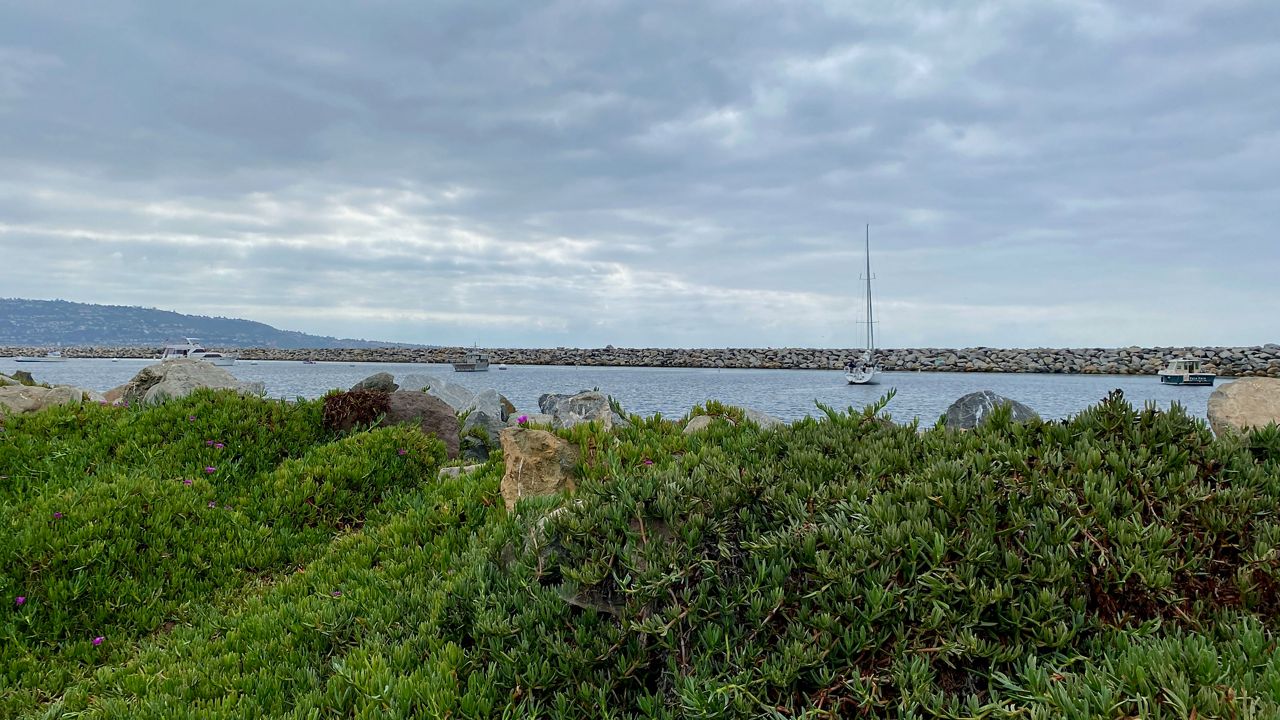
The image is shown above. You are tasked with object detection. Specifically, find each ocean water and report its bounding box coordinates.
[0,358,1218,423]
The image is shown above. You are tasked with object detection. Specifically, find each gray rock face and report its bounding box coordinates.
[944,391,1040,429]
[0,385,86,417]
[1208,378,1280,436]
[400,373,477,413]
[741,407,786,430]
[351,372,398,392]
[466,388,508,420]
[113,360,264,406]
[438,463,483,479]
[538,390,628,430]
[683,415,717,434]
[396,373,437,392]
[382,390,460,459]
[507,412,554,426]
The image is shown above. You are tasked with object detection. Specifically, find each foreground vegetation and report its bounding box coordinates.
[2,389,1279,718]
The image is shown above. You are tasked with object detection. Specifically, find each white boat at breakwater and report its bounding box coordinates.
[452,347,490,372]
[1158,357,1216,386]
[15,350,68,363]
[158,338,237,366]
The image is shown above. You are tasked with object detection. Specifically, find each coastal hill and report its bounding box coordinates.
[0,298,422,349]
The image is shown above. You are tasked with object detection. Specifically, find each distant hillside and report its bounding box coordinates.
[0,299,426,349]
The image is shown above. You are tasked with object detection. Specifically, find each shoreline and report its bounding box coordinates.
[4,344,1278,377]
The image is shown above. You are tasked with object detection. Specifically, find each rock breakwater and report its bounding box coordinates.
[5,345,1279,376]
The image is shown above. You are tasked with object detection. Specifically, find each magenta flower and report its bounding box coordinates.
[92,636,104,646]
[15,596,25,606]
[52,511,63,519]
[397,448,407,456]
[203,466,216,474]
[516,415,528,425]
[188,415,196,422]
[207,501,217,509]
[331,590,342,597]
[205,440,214,446]
[182,479,193,486]
[642,458,654,466]
[214,442,224,449]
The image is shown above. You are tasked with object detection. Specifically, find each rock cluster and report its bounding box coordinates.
[10,344,1278,376]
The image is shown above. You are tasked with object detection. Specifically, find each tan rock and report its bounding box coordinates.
[1208,378,1280,436]
[0,385,84,417]
[499,427,580,510]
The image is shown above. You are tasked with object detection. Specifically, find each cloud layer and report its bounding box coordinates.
[1,1,1276,347]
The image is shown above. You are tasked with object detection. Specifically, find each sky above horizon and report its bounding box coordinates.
[1,1,1277,348]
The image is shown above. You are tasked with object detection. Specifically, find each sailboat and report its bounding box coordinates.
[844,225,880,385]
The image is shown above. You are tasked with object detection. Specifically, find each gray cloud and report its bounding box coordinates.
[1,0,1276,347]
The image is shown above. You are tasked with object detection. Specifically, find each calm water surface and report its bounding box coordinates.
[2,356,1218,420]
[1,358,1215,423]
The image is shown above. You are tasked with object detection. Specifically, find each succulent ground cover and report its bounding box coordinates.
[2,389,1279,718]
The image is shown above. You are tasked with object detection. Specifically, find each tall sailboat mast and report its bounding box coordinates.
[864,224,874,355]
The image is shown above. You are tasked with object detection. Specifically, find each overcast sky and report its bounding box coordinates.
[1,1,1276,348]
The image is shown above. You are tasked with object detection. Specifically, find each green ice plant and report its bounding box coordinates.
[3,388,1280,718]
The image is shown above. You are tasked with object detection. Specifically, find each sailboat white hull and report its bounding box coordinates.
[845,368,880,385]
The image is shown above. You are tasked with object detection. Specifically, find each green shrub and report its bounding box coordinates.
[0,394,444,716]
[6,391,1280,718]
[461,392,1280,717]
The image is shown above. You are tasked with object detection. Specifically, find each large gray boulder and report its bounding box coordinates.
[401,373,478,413]
[538,390,629,430]
[351,372,398,392]
[465,388,508,419]
[1208,378,1280,436]
[741,407,786,430]
[0,385,86,418]
[110,360,264,406]
[944,391,1040,429]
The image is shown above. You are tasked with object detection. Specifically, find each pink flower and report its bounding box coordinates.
[642,459,654,466]
[516,415,528,425]
[188,415,196,422]
[182,479,193,486]
[331,590,342,597]
[92,636,104,646]
[205,440,214,446]
[203,466,216,474]
[397,448,407,456]
[52,511,63,519]
[15,596,25,606]
[214,442,224,449]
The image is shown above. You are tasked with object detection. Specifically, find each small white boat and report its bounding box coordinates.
[497,363,508,370]
[15,350,68,363]
[158,338,237,366]
[845,224,881,385]
[452,347,490,372]
[1158,357,1216,386]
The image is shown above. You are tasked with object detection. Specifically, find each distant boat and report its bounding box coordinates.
[452,347,490,372]
[15,350,68,363]
[158,338,237,366]
[844,224,881,385]
[497,363,508,370]
[302,359,318,365]
[1158,357,1216,386]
